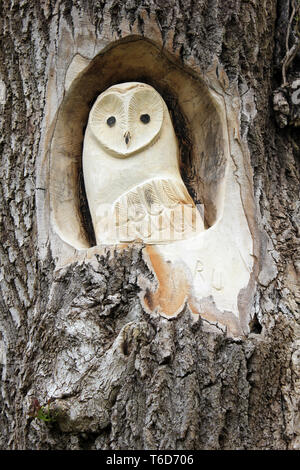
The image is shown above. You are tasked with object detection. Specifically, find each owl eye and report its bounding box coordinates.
[140,114,150,124]
[107,116,116,127]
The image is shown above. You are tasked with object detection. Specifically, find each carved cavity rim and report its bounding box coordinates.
[49,37,228,250]
[48,36,255,336]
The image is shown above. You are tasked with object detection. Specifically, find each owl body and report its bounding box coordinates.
[83,82,203,244]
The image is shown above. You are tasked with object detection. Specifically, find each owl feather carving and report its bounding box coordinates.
[83,82,204,244]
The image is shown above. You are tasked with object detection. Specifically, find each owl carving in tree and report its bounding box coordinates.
[83,82,204,245]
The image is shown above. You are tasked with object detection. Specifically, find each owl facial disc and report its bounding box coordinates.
[89,83,164,157]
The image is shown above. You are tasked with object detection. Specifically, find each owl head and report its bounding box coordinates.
[88,82,164,157]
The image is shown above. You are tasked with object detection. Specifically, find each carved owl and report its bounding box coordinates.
[83,82,204,244]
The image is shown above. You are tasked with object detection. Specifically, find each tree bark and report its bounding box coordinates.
[0,0,299,450]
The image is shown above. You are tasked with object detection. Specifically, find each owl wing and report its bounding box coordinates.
[111,178,204,243]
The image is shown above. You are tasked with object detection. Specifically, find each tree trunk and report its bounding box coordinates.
[0,0,299,450]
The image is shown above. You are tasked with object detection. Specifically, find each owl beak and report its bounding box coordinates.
[124,131,131,146]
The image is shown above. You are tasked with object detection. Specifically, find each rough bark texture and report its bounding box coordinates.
[0,0,299,450]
